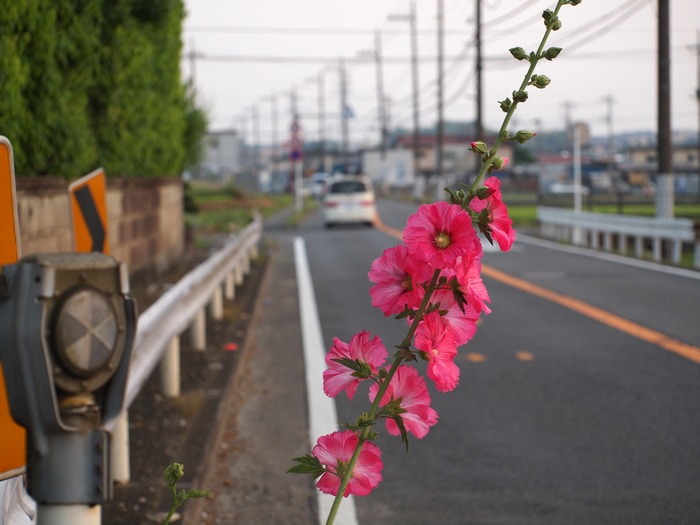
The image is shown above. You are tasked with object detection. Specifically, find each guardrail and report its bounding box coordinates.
[109,215,262,483]
[537,206,700,268]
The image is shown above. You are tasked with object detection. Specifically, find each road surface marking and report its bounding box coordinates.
[294,237,359,525]
[481,265,700,365]
[515,351,535,361]
[374,216,700,365]
[464,352,488,362]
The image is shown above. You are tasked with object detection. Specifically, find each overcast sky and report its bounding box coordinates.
[182,0,699,146]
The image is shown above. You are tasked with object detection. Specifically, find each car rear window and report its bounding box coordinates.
[329,181,367,194]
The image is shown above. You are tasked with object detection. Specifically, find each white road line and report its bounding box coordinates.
[294,236,359,525]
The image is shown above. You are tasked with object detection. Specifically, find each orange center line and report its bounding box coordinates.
[374,215,700,365]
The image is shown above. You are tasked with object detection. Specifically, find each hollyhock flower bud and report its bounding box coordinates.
[513,130,537,144]
[509,46,528,61]
[543,47,562,61]
[498,98,512,113]
[470,140,488,154]
[531,74,551,89]
[490,156,509,170]
[512,90,528,103]
[475,185,495,200]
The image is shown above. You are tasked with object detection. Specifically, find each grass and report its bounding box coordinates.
[185,180,294,234]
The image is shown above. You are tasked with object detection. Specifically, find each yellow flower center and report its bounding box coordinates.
[434,232,450,249]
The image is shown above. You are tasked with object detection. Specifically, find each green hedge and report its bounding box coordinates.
[0,0,207,178]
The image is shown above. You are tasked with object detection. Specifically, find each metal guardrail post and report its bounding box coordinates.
[209,284,224,320]
[189,308,207,351]
[225,271,236,300]
[235,258,244,286]
[160,337,181,398]
[111,411,130,485]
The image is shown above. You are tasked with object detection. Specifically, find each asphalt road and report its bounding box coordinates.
[298,199,700,525]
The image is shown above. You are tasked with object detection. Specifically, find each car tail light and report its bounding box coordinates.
[325,201,339,208]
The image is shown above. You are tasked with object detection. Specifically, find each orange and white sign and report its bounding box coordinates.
[68,168,109,254]
[0,136,25,477]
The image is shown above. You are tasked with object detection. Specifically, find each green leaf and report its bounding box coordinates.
[288,454,325,479]
[185,489,210,500]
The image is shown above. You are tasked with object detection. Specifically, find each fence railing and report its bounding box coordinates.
[537,206,700,268]
[109,215,262,483]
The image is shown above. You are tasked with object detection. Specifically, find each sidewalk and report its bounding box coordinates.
[183,211,317,524]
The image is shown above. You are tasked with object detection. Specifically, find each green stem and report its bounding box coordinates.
[324,269,442,525]
[469,0,568,193]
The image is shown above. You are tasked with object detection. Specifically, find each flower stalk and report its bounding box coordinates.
[290,2,580,523]
[469,0,572,194]
[324,269,441,525]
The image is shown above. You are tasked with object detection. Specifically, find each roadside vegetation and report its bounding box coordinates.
[184,180,294,235]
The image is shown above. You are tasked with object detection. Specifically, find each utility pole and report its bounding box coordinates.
[290,90,303,211]
[603,95,616,164]
[409,0,421,198]
[436,0,445,198]
[189,38,197,87]
[339,60,350,170]
[375,30,388,160]
[475,0,483,141]
[251,105,260,182]
[695,30,700,178]
[318,72,326,172]
[387,1,422,197]
[270,94,279,179]
[656,0,674,218]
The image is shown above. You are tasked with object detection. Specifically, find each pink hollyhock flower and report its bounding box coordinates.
[451,253,491,315]
[469,176,517,251]
[323,331,388,400]
[369,365,438,439]
[403,201,478,269]
[414,311,460,392]
[368,245,431,316]
[313,430,383,497]
[431,287,480,346]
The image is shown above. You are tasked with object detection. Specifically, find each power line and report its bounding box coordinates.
[184,25,469,36]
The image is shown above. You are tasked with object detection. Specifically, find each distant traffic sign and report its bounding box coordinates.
[0,136,26,477]
[69,168,109,254]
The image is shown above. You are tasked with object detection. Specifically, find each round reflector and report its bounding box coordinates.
[53,287,118,377]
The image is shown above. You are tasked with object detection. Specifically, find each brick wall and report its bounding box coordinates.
[15,177,184,280]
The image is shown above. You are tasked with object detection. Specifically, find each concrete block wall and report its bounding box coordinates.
[15,177,184,280]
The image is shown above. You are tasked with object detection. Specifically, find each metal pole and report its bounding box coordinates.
[111,411,130,484]
[160,337,181,398]
[436,0,444,199]
[656,0,674,218]
[339,60,350,169]
[573,125,583,245]
[409,0,422,199]
[294,160,303,212]
[318,72,326,172]
[375,31,387,159]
